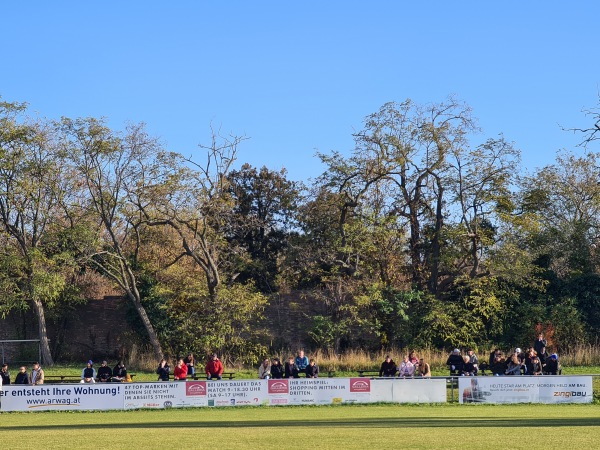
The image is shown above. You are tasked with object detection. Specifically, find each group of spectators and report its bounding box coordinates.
[379,351,432,378]
[0,361,46,386]
[258,350,320,379]
[78,360,129,383]
[446,333,561,377]
[156,352,224,381]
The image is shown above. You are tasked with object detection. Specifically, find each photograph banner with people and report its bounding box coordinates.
[458,376,593,404]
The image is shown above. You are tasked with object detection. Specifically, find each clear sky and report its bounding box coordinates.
[2,1,599,182]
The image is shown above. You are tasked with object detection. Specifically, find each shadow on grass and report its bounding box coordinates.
[4,417,600,431]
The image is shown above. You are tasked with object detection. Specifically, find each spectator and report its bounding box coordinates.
[461,355,476,376]
[30,362,44,385]
[80,360,96,383]
[284,356,299,379]
[271,358,284,379]
[490,351,506,376]
[505,354,522,375]
[156,359,171,381]
[184,352,196,377]
[530,354,543,376]
[417,358,431,378]
[97,360,113,383]
[408,350,419,367]
[205,353,224,380]
[545,353,560,375]
[398,356,415,378]
[305,359,319,378]
[379,355,397,377]
[174,358,188,380]
[467,348,479,375]
[524,348,536,375]
[538,346,549,367]
[533,333,547,357]
[112,361,127,382]
[14,366,29,384]
[446,349,464,376]
[295,350,309,373]
[258,358,271,379]
[1,363,10,385]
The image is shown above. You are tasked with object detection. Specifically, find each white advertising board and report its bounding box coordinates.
[458,376,593,404]
[0,384,124,412]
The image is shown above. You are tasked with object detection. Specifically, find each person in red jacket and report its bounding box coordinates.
[173,358,188,380]
[205,353,224,380]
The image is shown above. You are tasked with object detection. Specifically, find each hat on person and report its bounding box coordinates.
[515,348,522,354]
[550,353,558,360]
[102,360,107,364]
[88,360,93,365]
[453,348,460,354]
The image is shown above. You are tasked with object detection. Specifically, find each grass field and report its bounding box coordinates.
[2,403,600,449]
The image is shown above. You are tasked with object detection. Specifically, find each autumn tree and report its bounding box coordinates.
[61,117,165,360]
[0,100,81,365]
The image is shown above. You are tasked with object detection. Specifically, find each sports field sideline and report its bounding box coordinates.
[2,403,599,449]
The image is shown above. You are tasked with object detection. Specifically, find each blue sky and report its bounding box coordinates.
[2,2,599,182]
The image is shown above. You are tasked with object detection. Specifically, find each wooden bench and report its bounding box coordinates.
[357,370,380,377]
[44,373,136,383]
[44,375,81,383]
[192,372,236,380]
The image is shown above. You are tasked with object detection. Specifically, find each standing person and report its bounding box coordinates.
[1,363,10,385]
[30,362,44,385]
[14,366,29,384]
[97,361,113,382]
[305,359,319,378]
[205,353,224,380]
[295,350,309,373]
[270,358,284,379]
[174,358,188,380]
[157,359,171,381]
[417,358,431,377]
[80,360,96,383]
[183,352,196,378]
[534,333,547,356]
[258,358,271,379]
[284,356,299,379]
[379,355,397,377]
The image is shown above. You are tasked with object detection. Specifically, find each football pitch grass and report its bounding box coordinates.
[2,403,600,449]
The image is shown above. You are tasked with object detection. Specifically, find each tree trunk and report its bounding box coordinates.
[127,291,164,361]
[31,297,54,366]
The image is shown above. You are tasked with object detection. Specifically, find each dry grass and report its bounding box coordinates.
[123,344,600,374]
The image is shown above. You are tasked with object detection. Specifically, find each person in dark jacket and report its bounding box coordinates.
[97,361,113,382]
[271,358,284,379]
[14,366,29,384]
[284,356,299,378]
[379,355,397,377]
[533,333,547,357]
[544,354,560,375]
[1,363,10,385]
[305,359,319,378]
[80,360,96,383]
[156,359,170,381]
[446,349,464,376]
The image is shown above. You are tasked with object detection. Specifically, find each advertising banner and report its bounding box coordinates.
[0,384,124,412]
[205,380,266,407]
[458,376,593,404]
[369,378,446,403]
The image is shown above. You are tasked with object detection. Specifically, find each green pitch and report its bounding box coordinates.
[2,403,599,449]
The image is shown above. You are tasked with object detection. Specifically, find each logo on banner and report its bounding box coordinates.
[186,381,207,396]
[268,380,289,394]
[349,378,371,392]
